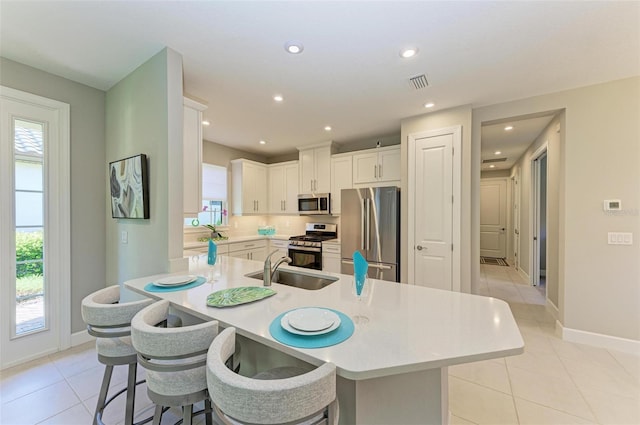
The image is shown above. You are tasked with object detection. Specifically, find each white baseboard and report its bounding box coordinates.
[516,267,529,283]
[546,300,560,321]
[556,322,640,355]
[71,329,94,347]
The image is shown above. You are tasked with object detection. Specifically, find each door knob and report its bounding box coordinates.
[416,245,423,251]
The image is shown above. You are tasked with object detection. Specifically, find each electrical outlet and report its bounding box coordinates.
[121,231,128,244]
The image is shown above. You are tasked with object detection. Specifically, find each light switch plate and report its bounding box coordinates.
[121,231,128,244]
[608,232,632,245]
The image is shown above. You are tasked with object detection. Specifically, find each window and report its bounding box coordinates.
[14,120,45,335]
[185,163,228,227]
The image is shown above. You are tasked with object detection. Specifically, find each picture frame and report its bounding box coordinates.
[109,153,149,219]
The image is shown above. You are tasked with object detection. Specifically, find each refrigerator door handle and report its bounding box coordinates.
[361,199,366,250]
[368,263,393,270]
[365,198,371,251]
[342,259,392,270]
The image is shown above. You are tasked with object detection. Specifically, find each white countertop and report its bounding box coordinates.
[183,234,293,250]
[124,255,523,380]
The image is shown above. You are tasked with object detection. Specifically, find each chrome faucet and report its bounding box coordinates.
[263,250,292,286]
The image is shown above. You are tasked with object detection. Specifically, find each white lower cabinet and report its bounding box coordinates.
[322,242,341,273]
[268,239,290,259]
[228,240,267,262]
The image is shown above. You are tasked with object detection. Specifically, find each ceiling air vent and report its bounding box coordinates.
[409,74,429,90]
[482,158,507,164]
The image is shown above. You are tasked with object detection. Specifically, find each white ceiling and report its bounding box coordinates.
[1,1,638,159]
[481,113,556,171]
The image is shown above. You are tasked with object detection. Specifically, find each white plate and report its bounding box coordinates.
[281,312,341,336]
[154,275,198,287]
[286,308,339,332]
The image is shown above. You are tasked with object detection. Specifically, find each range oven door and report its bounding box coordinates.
[288,246,322,270]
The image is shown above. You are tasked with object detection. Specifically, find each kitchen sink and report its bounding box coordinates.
[245,269,338,290]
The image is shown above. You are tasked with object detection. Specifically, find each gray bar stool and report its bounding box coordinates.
[81,285,155,425]
[131,299,218,425]
[206,327,339,425]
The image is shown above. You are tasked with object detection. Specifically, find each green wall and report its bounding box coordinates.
[0,57,106,334]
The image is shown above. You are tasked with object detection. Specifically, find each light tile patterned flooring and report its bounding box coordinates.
[1,263,638,424]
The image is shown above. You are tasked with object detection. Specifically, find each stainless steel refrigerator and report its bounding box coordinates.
[340,187,400,282]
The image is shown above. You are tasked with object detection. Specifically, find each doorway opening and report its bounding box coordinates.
[531,146,548,296]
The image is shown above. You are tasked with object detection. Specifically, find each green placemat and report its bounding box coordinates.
[207,287,276,308]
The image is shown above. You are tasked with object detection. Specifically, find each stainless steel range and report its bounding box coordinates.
[288,223,337,270]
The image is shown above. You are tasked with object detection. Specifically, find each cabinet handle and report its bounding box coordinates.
[378,164,382,178]
[310,179,313,191]
[374,164,377,178]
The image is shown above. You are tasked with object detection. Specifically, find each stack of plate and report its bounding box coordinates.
[153,275,198,287]
[280,308,341,336]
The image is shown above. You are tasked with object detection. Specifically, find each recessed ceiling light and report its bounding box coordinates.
[424,102,435,108]
[324,126,332,131]
[202,120,210,126]
[489,164,496,168]
[273,95,284,102]
[504,126,514,131]
[259,140,266,145]
[494,151,502,155]
[284,42,304,54]
[400,47,418,58]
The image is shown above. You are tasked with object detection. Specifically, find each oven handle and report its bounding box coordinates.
[288,245,322,253]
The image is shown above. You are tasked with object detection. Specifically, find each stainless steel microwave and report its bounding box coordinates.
[298,193,331,215]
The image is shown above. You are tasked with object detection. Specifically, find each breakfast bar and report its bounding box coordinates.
[124,255,524,424]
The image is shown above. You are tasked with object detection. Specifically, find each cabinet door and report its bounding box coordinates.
[314,146,332,193]
[183,100,206,215]
[299,149,315,193]
[254,164,268,214]
[378,148,401,182]
[241,163,256,214]
[250,247,267,262]
[283,163,299,213]
[352,152,378,184]
[330,156,353,215]
[322,255,341,273]
[229,249,250,259]
[268,165,284,214]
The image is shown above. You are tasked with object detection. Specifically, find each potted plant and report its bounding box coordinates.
[203,224,220,239]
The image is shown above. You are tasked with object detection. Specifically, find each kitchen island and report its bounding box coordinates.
[125,255,523,424]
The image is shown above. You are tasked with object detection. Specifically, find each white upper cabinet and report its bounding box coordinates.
[268,161,299,214]
[298,142,334,194]
[330,154,353,215]
[352,146,401,185]
[183,97,207,215]
[231,159,267,215]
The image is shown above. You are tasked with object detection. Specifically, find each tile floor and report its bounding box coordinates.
[1,263,638,424]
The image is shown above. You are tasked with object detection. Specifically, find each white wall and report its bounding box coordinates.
[105,48,184,286]
[473,77,640,342]
[0,57,106,334]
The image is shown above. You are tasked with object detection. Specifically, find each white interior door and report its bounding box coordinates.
[512,171,521,269]
[0,86,70,369]
[480,179,507,258]
[408,128,460,291]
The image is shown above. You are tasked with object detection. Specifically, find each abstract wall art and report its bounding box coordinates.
[109,154,149,219]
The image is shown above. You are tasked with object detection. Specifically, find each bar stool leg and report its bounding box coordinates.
[94,365,114,425]
[152,404,163,425]
[204,399,213,425]
[183,404,193,425]
[124,363,138,425]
